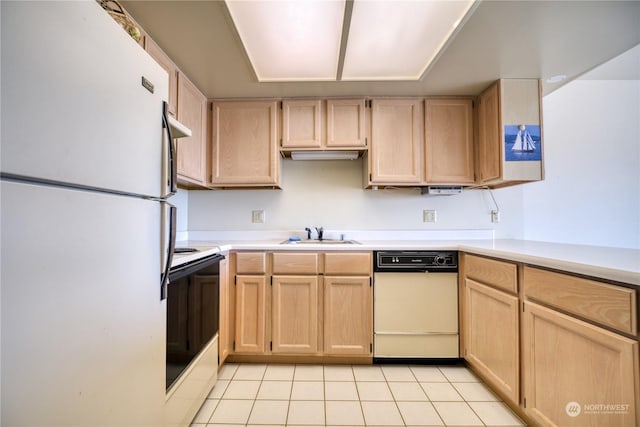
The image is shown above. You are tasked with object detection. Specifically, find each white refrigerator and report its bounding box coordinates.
[1,1,177,425]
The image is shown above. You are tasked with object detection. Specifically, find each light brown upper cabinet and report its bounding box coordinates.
[281,99,323,149]
[424,98,474,184]
[326,99,367,148]
[476,79,544,188]
[367,98,423,186]
[280,98,367,151]
[144,37,178,117]
[210,100,280,188]
[175,73,208,187]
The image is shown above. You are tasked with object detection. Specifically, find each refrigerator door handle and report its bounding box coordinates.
[160,202,176,300]
[162,101,177,197]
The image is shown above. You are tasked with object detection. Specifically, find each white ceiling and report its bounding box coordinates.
[579,43,640,80]
[120,0,640,98]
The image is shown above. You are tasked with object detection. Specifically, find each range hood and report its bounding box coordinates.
[290,150,359,161]
[168,115,192,139]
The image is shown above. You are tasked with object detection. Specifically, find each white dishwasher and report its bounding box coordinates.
[373,251,459,360]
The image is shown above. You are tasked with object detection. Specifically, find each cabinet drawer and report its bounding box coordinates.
[272,252,319,275]
[464,254,517,294]
[524,266,637,335]
[324,252,371,275]
[235,252,267,274]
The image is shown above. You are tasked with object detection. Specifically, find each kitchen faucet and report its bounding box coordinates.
[304,227,324,240]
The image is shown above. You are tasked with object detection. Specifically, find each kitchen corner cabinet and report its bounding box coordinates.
[280,98,367,151]
[367,98,423,186]
[176,72,208,187]
[144,37,178,117]
[210,100,280,188]
[522,301,639,427]
[476,79,543,187]
[461,254,520,405]
[522,266,639,427]
[234,252,268,354]
[424,98,474,184]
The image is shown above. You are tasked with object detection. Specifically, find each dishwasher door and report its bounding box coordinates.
[374,272,459,358]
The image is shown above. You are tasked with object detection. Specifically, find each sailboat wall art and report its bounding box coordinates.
[505,124,542,162]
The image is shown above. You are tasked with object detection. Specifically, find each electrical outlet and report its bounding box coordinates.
[491,210,500,223]
[251,210,265,224]
[423,209,437,223]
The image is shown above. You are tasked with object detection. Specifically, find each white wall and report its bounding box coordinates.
[187,159,523,238]
[523,79,640,249]
[172,189,189,233]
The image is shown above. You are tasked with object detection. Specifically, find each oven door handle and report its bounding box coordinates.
[160,202,176,300]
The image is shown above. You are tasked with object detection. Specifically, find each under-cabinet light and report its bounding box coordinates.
[290,151,359,161]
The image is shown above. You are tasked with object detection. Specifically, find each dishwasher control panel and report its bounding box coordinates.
[374,251,458,272]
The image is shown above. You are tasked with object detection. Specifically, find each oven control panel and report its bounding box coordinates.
[374,251,458,272]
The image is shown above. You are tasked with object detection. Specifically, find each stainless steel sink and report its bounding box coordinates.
[280,239,360,245]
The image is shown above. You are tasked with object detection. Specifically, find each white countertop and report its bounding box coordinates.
[172,238,640,288]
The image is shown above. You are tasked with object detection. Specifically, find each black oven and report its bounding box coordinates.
[166,252,224,390]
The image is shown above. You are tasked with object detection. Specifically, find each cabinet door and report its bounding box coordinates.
[144,37,178,117]
[464,279,519,404]
[176,73,207,185]
[324,276,372,355]
[424,98,474,184]
[271,276,319,354]
[326,99,367,148]
[523,301,639,427]
[210,100,279,186]
[234,275,266,353]
[281,99,323,149]
[476,82,501,184]
[369,99,423,184]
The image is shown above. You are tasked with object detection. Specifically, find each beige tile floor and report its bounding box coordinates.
[190,363,527,427]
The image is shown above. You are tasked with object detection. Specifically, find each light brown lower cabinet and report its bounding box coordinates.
[464,278,519,405]
[271,275,319,354]
[324,276,372,355]
[234,275,266,354]
[522,301,639,427]
[229,251,372,359]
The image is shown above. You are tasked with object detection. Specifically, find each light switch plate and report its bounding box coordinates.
[252,210,265,224]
